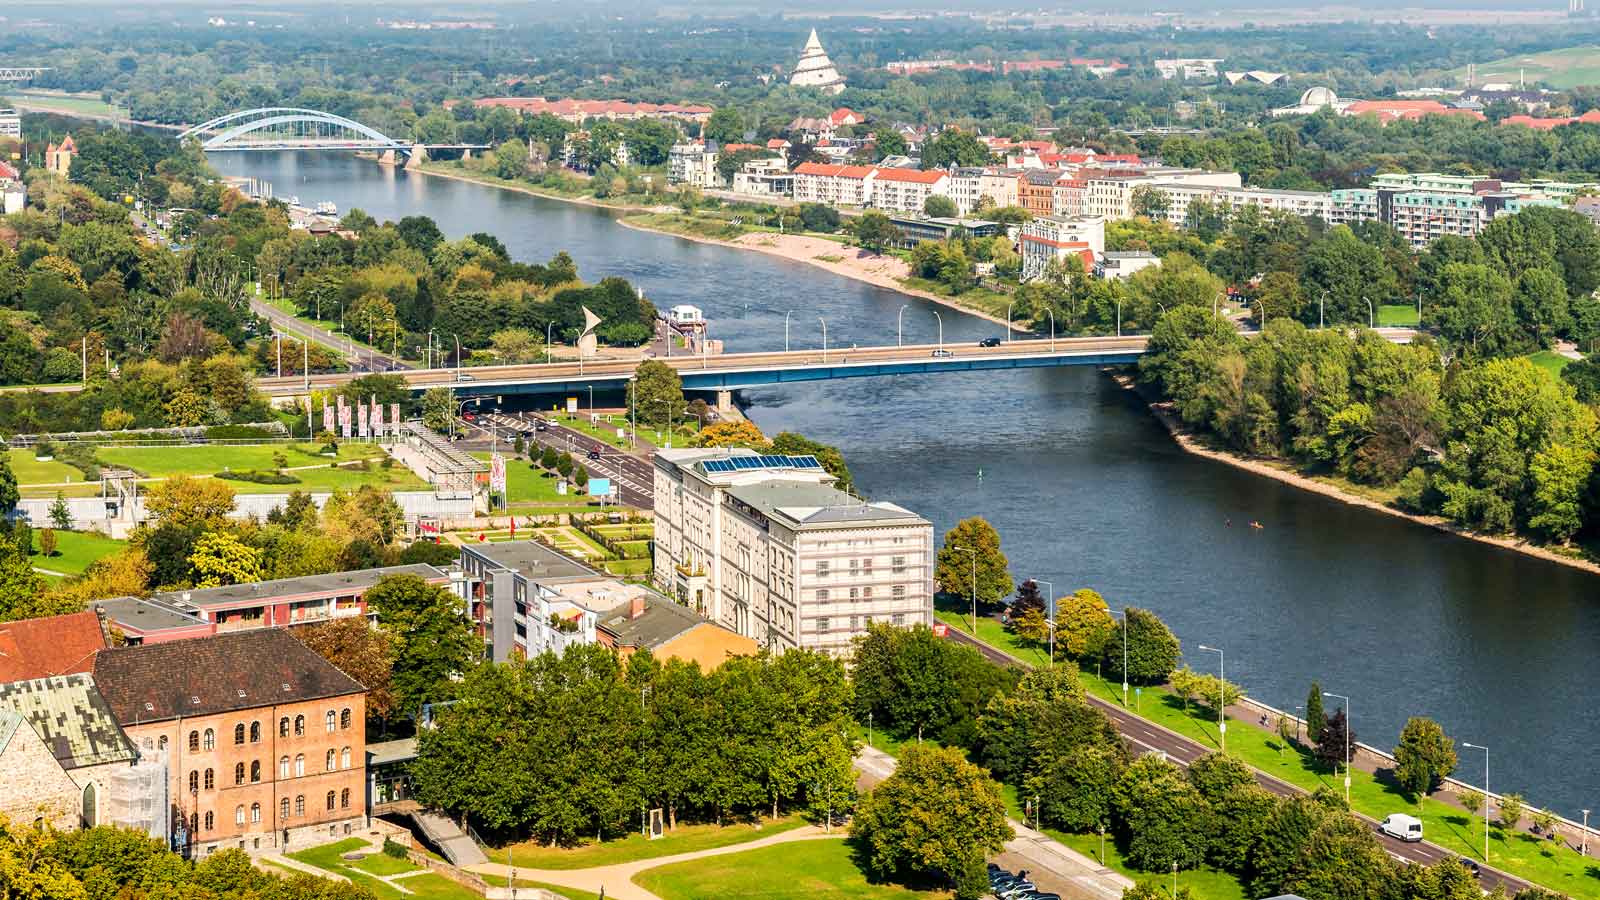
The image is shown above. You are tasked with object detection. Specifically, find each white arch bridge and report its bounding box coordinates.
[177,107,487,154]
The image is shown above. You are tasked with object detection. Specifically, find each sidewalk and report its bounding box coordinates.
[466,825,838,900]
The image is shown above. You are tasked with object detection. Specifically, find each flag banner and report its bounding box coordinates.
[490,453,507,496]
[372,399,384,436]
[322,401,332,436]
[390,403,401,433]
[358,401,369,438]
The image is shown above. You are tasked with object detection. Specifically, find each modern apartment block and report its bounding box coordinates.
[652,449,934,656]
[1150,183,1334,228]
[1020,215,1105,281]
[1330,177,1566,249]
[668,141,720,188]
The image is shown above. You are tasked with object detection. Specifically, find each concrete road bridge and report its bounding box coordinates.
[177,107,486,155]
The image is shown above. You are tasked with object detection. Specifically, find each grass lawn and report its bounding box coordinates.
[1527,350,1572,380]
[602,558,652,577]
[900,276,1013,322]
[479,874,604,900]
[1377,304,1420,327]
[633,837,948,900]
[549,412,635,449]
[286,839,482,900]
[496,816,805,871]
[6,450,85,485]
[30,530,125,577]
[10,89,124,117]
[1452,45,1600,90]
[942,614,1600,900]
[96,443,426,494]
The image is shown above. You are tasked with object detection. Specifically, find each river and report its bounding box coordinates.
[212,151,1600,816]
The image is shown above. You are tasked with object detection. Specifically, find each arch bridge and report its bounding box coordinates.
[177,107,485,154]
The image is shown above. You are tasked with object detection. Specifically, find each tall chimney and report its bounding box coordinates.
[629,594,646,620]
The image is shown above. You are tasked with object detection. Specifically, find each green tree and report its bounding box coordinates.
[935,516,1013,609]
[188,531,263,588]
[1113,753,1210,871]
[924,194,959,218]
[294,617,397,720]
[1305,682,1326,744]
[556,452,575,479]
[1394,716,1458,799]
[1280,813,1397,900]
[364,573,478,719]
[851,744,1013,898]
[770,432,853,494]
[704,107,745,144]
[1130,184,1171,219]
[38,528,57,558]
[0,453,21,519]
[1101,607,1180,685]
[853,210,902,255]
[1054,588,1114,660]
[540,445,559,470]
[49,492,72,530]
[1498,792,1525,830]
[421,386,456,434]
[796,203,841,233]
[873,129,908,161]
[631,359,686,428]
[921,129,992,169]
[0,534,72,622]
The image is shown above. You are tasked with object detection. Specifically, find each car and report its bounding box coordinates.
[1026,894,1062,900]
[534,421,549,432]
[997,882,1036,899]
[1458,858,1481,878]
[1379,813,1423,843]
[930,348,954,358]
[979,337,1002,347]
[587,449,601,460]
[462,413,476,422]
[455,372,475,382]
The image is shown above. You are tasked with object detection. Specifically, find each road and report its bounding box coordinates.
[942,627,1531,894]
[249,296,411,375]
[459,409,656,508]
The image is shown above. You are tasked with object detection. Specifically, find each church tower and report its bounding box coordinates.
[790,29,846,95]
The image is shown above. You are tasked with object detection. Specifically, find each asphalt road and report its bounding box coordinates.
[942,627,1531,894]
[249,296,411,375]
[460,410,657,509]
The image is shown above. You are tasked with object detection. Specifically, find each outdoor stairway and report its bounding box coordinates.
[409,809,488,867]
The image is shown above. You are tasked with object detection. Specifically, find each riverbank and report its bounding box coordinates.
[413,163,672,214]
[1109,371,1600,578]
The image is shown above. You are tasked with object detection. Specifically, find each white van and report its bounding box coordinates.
[1379,813,1423,843]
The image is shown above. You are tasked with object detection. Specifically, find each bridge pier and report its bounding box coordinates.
[404,147,428,171]
[716,390,733,412]
[378,149,398,167]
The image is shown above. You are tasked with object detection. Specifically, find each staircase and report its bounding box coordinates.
[409,809,488,867]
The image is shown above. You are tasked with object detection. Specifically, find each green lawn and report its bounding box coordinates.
[1377,304,1420,327]
[9,89,124,117]
[1527,350,1573,379]
[95,443,427,494]
[633,837,948,900]
[549,412,635,449]
[900,276,1013,322]
[942,614,1600,900]
[479,874,604,900]
[30,530,125,577]
[496,816,805,871]
[286,839,481,900]
[602,558,652,577]
[1452,45,1600,90]
[6,450,85,485]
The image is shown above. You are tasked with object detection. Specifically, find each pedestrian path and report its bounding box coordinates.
[466,823,838,900]
[258,852,349,881]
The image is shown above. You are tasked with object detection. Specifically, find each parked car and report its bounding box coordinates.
[979,337,1002,347]
[1459,858,1481,878]
[1379,813,1423,843]
[534,421,549,432]
[930,348,954,358]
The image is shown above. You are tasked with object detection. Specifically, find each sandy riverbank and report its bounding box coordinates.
[1110,372,1600,577]
[411,164,674,214]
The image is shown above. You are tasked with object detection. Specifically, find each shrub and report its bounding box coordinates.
[33,440,56,459]
[382,839,408,859]
[216,470,301,485]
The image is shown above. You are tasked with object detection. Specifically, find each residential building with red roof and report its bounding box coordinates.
[871,166,951,214]
[0,159,19,181]
[0,611,108,682]
[793,162,878,207]
[1502,109,1600,130]
[1340,100,1485,124]
[466,97,713,125]
[829,108,863,126]
[1020,215,1104,281]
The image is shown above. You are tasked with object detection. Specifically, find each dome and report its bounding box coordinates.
[1299,86,1339,109]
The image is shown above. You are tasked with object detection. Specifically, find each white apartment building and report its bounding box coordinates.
[1082,169,1242,220]
[870,167,950,215]
[1052,176,1087,218]
[1153,184,1334,228]
[731,157,794,197]
[668,142,720,188]
[0,109,20,140]
[1019,215,1105,281]
[948,167,1021,214]
[793,162,876,207]
[1154,58,1224,80]
[653,449,934,656]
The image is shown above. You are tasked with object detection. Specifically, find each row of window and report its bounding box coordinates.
[185,709,354,752]
[815,613,905,633]
[814,557,909,578]
[208,790,352,831]
[814,585,909,602]
[187,748,353,792]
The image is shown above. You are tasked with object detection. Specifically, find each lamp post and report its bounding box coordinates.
[427,329,435,369]
[1006,301,1015,342]
[1047,308,1057,350]
[1325,691,1351,805]
[1197,644,1226,753]
[1254,297,1267,330]
[785,310,794,353]
[952,545,978,633]
[1212,292,1222,317]
[651,398,675,448]
[1363,295,1374,329]
[627,378,637,449]
[818,316,828,364]
[1582,809,1590,858]
[546,323,554,364]
[932,309,944,351]
[897,304,908,347]
[454,334,463,381]
[1462,742,1490,861]
[1114,299,1121,338]
[1036,580,1055,668]
[1111,608,1129,706]
[1319,290,1329,330]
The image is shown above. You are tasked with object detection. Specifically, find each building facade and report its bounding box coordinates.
[731,158,794,197]
[93,630,367,857]
[870,167,950,214]
[791,29,846,94]
[0,109,20,140]
[1020,216,1104,281]
[652,449,934,655]
[793,163,876,207]
[668,142,720,188]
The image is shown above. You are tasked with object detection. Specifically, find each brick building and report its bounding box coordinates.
[93,630,367,856]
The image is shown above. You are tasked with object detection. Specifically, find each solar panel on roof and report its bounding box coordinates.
[759,455,786,467]
[703,459,734,473]
[791,455,822,468]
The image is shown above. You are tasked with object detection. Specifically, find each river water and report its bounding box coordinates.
[212,152,1600,815]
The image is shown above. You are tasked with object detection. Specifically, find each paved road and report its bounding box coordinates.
[249,296,411,375]
[942,627,1531,894]
[460,410,656,508]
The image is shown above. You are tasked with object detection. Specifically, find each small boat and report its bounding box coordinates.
[315,200,337,216]
[1249,520,1264,530]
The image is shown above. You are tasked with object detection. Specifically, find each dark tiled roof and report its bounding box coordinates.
[93,629,365,725]
[597,595,705,650]
[0,611,107,682]
[0,674,137,769]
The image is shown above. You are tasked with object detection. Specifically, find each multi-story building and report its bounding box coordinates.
[1154,58,1223,80]
[793,162,876,207]
[0,109,20,140]
[1019,169,1063,218]
[731,157,794,197]
[947,167,1020,214]
[668,141,720,188]
[1330,178,1565,249]
[886,216,1003,249]
[1099,251,1162,280]
[1081,169,1242,221]
[870,167,950,214]
[652,448,934,656]
[1052,176,1088,218]
[1151,184,1334,228]
[45,135,75,178]
[93,629,367,857]
[1020,216,1105,281]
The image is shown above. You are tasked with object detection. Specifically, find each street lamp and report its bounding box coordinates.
[785,310,794,353]
[454,334,463,381]
[1254,297,1267,330]
[1006,301,1015,342]
[1036,580,1054,668]
[952,545,978,633]
[1114,299,1122,338]
[931,309,944,351]
[1212,292,1223,317]
[1363,295,1374,329]
[1319,290,1329,330]
[818,316,828,364]
[1047,308,1056,350]
[1324,692,1352,805]
[897,304,908,347]
[1196,645,1226,753]
[1582,809,1590,858]
[1462,742,1490,861]
[1111,608,1129,707]
[546,322,554,364]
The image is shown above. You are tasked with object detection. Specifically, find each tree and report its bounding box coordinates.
[1280,813,1397,900]
[38,527,57,558]
[1130,185,1171,219]
[1394,716,1458,799]
[853,210,901,255]
[421,386,455,434]
[770,432,854,495]
[188,531,263,588]
[1010,579,1048,621]
[796,203,841,233]
[704,106,745,144]
[1457,788,1484,818]
[1054,588,1114,660]
[632,359,686,429]
[0,534,72,622]
[1305,682,1326,744]
[852,623,1015,747]
[691,420,770,448]
[872,129,908,161]
[852,744,1013,898]
[142,476,236,529]
[556,452,575,479]
[294,617,397,720]
[1126,883,1196,900]
[364,574,478,719]
[922,129,992,170]
[49,492,72,530]
[539,445,560,470]
[574,465,589,490]
[1498,792,1525,830]
[924,194,959,218]
[1113,753,1211,871]
[1101,607,1180,685]
[1314,708,1355,772]
[0,452,18,519]
[935,517,1013,608]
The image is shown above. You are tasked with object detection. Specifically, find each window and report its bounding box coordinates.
[325,749,336,772]
[158,735,168,750]
[279,717,289,738]
[848,587,858,600]
[295,795,305,817]
[863,587,873,599]
[848,559,858,574]
[250,803,260,824]
[234,763,245,786]
[279,757,289,779]
[340,788,350,809]
[816,589,829,601]
[892,555,906,574]
[817,617,830,633]
[849,615,858,630]
[204,812,213,832]
[204,768,214,791]
[249,761,260,783]
[294,754,304,777]
[293,715,304,736]
[817,561,829,577]
[202,729,215,751]
[326,791,336,811]
[188,770,199,793]
[340,747,351,769]
[280,798,290,821]
[249,721,260,743]
[233,723,245,745]
[892,613,906,626]
[325,711,336,733]
[235,806,245,826]
[863,559,873,575]
[340,708,352,729]
[892,585,906,598]
[188,731,199,752]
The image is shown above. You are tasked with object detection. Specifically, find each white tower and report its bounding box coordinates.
[790,29,846,95]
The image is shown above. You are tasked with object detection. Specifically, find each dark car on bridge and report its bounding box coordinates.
[979,337,1002,347]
